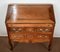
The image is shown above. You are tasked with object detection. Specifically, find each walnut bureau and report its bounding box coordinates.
[5,4,55,51]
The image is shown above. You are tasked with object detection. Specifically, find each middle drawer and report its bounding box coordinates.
[9,27,53,33]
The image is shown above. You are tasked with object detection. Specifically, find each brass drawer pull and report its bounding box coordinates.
[45,29,49,32]
[39,36,42,37]
[37,28,51,32]
[39,29,43,31]
[18,28,23,32]
[11,28,23,32]
[37,35,48,38]
[12,28,16,31]
[37,35,42,38]
[44,36,48,38]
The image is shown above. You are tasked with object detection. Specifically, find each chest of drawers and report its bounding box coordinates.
[5,4,55,51]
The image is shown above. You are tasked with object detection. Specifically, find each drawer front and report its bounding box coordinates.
[9,27,53,33]
[10,32,50,43]
[8,24,53,27]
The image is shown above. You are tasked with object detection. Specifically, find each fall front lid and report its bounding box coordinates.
[6,4,55,23]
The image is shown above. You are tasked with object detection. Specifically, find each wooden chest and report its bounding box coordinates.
[5,4,55,50]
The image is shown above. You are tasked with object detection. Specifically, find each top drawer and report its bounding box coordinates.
[7,24,53,27]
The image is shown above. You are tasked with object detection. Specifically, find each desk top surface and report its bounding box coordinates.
[6,4,55,23]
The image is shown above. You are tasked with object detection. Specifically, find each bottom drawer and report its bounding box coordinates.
[9,32,50,43]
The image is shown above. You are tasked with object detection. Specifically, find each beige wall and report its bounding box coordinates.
[0,0,60,37]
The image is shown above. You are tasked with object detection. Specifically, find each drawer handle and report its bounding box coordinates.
[12,28,23,32]
[39,28,49,32]
[12,28,16,31]
[39,36,42,37]
[44,36,48,38]
[37,35,42,38]
[38,35,48,38]
[39,29,43,32]
[45,29,49,32]
[39,29,43,31]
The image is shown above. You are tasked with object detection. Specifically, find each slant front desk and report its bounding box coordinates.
[5,4,55,51]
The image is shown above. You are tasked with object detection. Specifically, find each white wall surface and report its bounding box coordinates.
[0,0,60,37]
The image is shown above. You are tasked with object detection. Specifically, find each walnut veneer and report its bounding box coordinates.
[5,4,55,51]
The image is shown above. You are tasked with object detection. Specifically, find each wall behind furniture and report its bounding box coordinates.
[0,0,60,37]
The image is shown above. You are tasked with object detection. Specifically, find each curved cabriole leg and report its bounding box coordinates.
[48,39,53,51]
[8,39,14,51]
[48,43,51,51]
